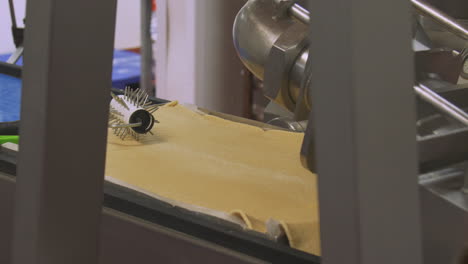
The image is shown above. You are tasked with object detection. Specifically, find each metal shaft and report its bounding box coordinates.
[141,0,155,96]
[290,3,310,24]
[287,0,468,41]
[414,84,468,126]
[412,0,468,40]
[8,0,17,28]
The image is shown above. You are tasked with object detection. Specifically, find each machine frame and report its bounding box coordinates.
[0,63,319,264]
[302,0,424,262]
[2,0,467,263]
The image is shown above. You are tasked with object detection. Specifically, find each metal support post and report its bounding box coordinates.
[141,0,155,96]
[12,0,117,263]
[302,0,423,263]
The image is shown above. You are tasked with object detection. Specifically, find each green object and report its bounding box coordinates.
[0,135,19,145]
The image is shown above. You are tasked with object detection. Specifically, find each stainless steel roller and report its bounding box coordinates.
[233,0,468,118]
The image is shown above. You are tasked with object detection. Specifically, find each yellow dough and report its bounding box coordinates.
[105,103,321,255]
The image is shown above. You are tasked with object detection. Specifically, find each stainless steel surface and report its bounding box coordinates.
[412,0,468,40]
[271,0,309,24]
[263,22,309,111]
[6,46,23,64]
[415,84,468,172]
[419,17,468,50]
[413,19,433,51]
[141,0,154,96]
[12,0,117,263]
[418,128,468,172]
[417,82,468,118]
[269,0,310,116]
[290,3,310,24]
[424,0,468,19]
[288,49,309,106]
[419,169,468,264]
[233,0,303,80]
[293,45,313,121]
[415,83,468,126]
[303,0,423,263]
[233,0,310,114]
[235,0,467,122]
[420,168,468,210]
[234,0,467,262]
[266,116,307,132]
[416,112,463,137]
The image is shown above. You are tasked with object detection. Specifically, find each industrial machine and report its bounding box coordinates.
[233,0,468,263]
[0,0,467,264]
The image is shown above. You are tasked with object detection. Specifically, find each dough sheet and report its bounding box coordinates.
[105,103,321,255]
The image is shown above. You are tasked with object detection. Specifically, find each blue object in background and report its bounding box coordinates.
[0,54,23,65]
[0,74,21,122]
[0,50,142,123]
[0,50,141,89]
[111,50,141,89]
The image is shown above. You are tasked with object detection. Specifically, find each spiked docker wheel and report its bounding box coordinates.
[109,87,160,140]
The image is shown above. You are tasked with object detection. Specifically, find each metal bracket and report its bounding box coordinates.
[264,22,309,112]
[272,0,296,21]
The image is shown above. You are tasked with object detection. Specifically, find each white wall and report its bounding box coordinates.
[0,0,140,54]
[0,0,26,54]
[114,0,141,49]
[155,0,197,105]
[156,0,249,115]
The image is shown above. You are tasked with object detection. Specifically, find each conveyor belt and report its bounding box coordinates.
[0,62,320,264]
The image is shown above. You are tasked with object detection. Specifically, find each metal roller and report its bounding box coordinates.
[109,87,159,140]
[233,0,310,114]
[233,0,468,119]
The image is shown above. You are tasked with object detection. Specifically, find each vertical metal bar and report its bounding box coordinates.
[141,0,155,96]
[12,0,117,263]
[303,0,423,263]
[8,0,18,29]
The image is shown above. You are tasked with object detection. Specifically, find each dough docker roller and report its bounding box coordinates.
[0,88,160,144]
[109,87,160,140]
[233,0,468,125]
